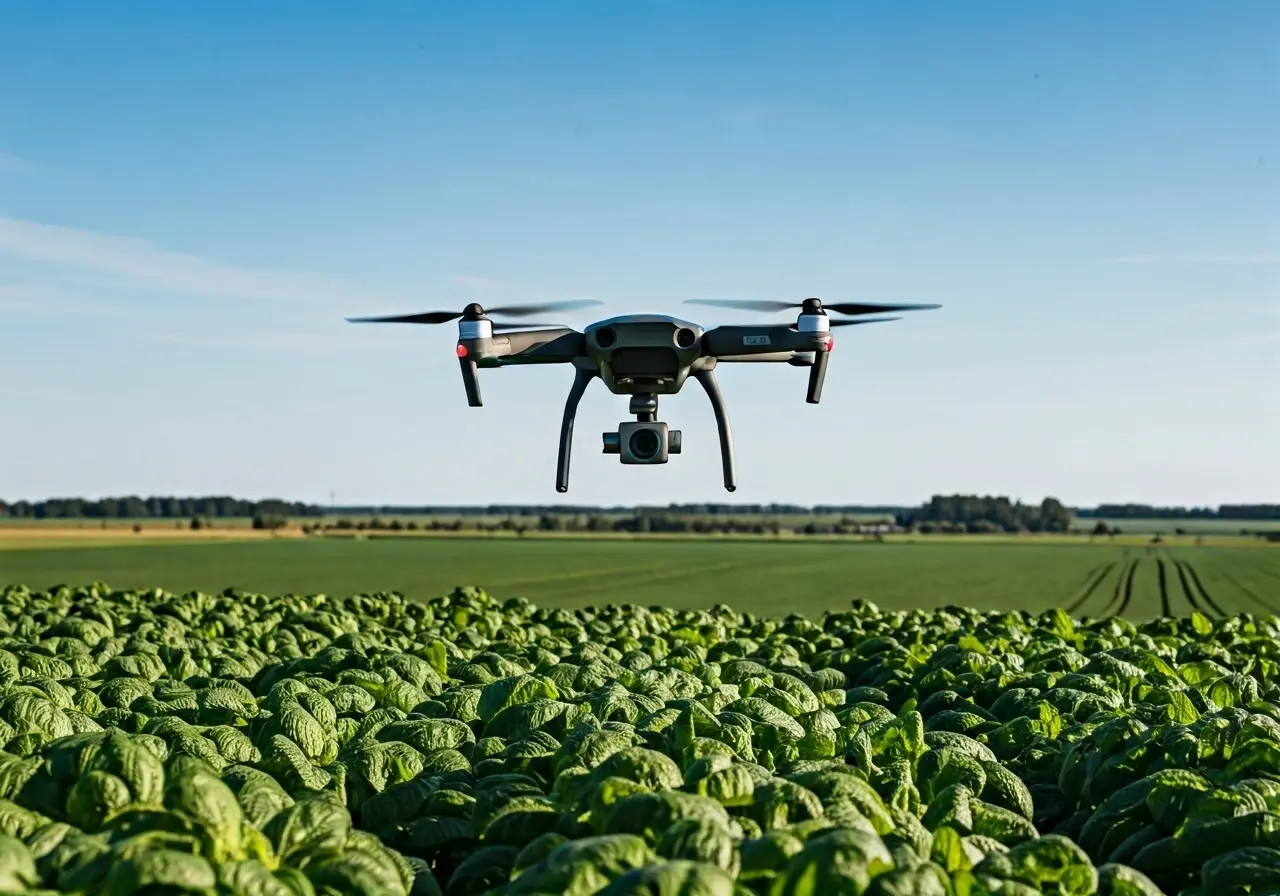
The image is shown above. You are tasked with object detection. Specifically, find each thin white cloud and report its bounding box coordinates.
[0,151,30,172]
[0,217,359,303]
[1118,253,1280,266]
[0,283,137,317]
[1220,301,1279,315]
[1226,330,1280,346]
[140,330,346,354]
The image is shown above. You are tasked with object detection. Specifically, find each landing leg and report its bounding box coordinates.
[556,367,596,493]
[693,368,736,492]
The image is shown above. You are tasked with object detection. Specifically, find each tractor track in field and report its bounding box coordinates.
[1100,555,1139,618]
[1169,555,1208,617]
[1156,556,1173,617]
[1179,558,1234,618]
[1113,559,1139,618]
[1248,562,1280,585]
[1065,560,1117,616]
[1218,569,1280,616]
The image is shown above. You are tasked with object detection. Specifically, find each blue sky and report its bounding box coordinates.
[1,1,1276,507]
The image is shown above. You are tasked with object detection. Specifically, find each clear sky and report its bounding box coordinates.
[1,1,1276,508]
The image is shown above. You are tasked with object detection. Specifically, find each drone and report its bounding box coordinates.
[346,297,940,493]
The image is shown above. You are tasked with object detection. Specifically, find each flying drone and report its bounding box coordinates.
[346,297,940,493]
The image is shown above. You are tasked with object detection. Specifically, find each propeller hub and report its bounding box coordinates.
[458,312,494,341]
[801,297,823,313]
[796,311,831,333]
[462,303,487,320]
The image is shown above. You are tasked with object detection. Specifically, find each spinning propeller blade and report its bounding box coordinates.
[828,316,903,327]
[487,300,603,317]
[685,298,940,316]
[346,299,603,326]
[345,310,461,324]
[491,321,565,331]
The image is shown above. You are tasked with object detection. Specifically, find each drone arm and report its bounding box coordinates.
[483,330,586,367]
[702,325,832,403]
[714,351,801,363]
[701,325,824,358]
[692,366,736,493]
[556,366,597,493]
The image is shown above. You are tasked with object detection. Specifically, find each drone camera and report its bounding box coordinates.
[603,422,680,464]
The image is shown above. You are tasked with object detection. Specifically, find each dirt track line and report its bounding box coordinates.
[1156,556,1172,617]
[1169,556,1207,617]
[1180,559,1233,618]
[1065,561,1117,616]
[1217,569,1280,616]
[1097,552,1133,617]
[1244,559,1280,584]
[1112,559,1139,618]
[1097,554,1136,619]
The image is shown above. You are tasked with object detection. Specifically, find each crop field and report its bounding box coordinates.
[1,536,1277,621]
[1,582,1279,893]
[1067,517,1280,536]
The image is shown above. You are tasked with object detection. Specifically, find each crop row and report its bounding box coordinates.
[0,582,1278,893]
[1063,549,1280,621]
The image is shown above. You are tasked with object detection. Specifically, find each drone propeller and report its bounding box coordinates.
[826,316,903,328]
[685,298,940,316]
[491,321,565,331]
[346,299,603,326]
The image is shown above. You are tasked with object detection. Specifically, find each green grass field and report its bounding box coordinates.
[2,536,1277,621]
[1066,516,1280,535]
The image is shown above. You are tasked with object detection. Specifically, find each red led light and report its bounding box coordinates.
[456,344,468,358]
[826,335,835,352]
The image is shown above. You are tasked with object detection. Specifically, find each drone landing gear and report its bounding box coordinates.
[556,367,597,493]
[554,368,737,494]
[693,368,737,493]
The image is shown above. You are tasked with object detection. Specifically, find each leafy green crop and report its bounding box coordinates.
[0,582,1278,894]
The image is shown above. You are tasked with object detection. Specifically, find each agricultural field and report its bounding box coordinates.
[0,581,1279,893]
[1067,517,1280,536]
[1,536,1277,621]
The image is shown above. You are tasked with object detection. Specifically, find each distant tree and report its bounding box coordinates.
[252,514,287,531]
[1091,520,1112,537]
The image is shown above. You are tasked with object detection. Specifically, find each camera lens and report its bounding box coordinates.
[629,428,661,460]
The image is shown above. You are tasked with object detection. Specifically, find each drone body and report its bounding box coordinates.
[348,297,939,493]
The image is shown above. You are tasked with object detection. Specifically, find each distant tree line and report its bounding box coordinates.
[4,495,1278,525]
[894,495,1074,534]
[313,512,897,538]
[326,503,915,518]
[0,496,324,519]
